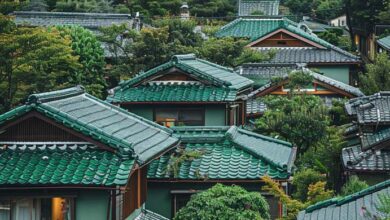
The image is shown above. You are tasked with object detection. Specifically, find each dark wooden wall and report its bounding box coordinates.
[252,32,313,47]
[0,117,83,142]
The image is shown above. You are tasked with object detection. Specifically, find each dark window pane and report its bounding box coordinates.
[179,110,203,121]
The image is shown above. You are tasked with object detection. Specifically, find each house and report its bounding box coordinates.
[342,92,390,185]
[298,179,390,220]
[107,54,254,127]
[13,11,141,58]
[0,86,179,220]
[146,126,297,219]
[239,64,364,117]
[300,16,342,34]
[330,15,347,28]
[377,35,390,54]
[215,17,361,86]
[238,0,280,16]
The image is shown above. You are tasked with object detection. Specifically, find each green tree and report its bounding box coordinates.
[197,37,274,67]
[57,26,106,98]
[0,15,81,113]
[359,52,390,95]
[262,176,333,220]
[174,183,270,220]
[284,0,343,20]
[292,169,326,202]
[299,126,346,190]
[317,29,340,46]
[0,1,26,15]
[255,94,329,154]
[54,0,114,13]
[340,176,369,196]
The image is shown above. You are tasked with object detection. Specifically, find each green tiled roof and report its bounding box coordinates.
[378,35,390,51]
[247,66,364,98]
[147,126,296,180]
[108,54,253,103]
[298,179,390,220]
[215,18,358,61]
[107,83,237,103]
[0,142,134,186]
[0,86,179,164]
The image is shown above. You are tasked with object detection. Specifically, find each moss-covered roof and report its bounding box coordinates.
[108,54,253,103]
[147,126,296,180]
[0,142,134,186]
[0,86,179,165]
[298,179,390,220]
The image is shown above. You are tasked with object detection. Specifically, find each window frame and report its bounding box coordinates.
[153,107,205,127]
[0,197,75,220]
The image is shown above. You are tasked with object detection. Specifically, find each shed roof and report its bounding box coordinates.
[0,86,179,164]
[298,179,390,220]
[147,126,296,180]
[108,54,253,103]
[14,11,133,30]
[377,35,390,51]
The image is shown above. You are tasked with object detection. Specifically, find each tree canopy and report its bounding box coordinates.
[0,15,81,113]
[359,52,390,95]
[57,25,107,98]
[174,183,270,220]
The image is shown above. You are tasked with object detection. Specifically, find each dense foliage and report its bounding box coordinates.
[99,19,273,83]
[0,15,81,113]
[261,176,333,220]
[340,176,369,196]
[299,126,347,190]
[317,29,352,51]
[284,0,343,20]
[255,94,328,154]
[57,26,107,98]
[359,52,390,95]
[292,169,326,202]
[174,183,270,220]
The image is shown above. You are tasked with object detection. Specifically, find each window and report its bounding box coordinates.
[155,108,204,127]
[0,197,74,220]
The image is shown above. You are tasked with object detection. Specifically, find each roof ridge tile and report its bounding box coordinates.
[27,85,85,104]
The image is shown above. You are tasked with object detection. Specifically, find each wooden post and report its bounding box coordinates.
[111,190,116,220]
[137,169,141,208]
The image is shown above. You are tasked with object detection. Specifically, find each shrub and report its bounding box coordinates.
[174,184,270,220]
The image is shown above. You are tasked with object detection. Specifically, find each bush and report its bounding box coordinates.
[292,169,326,202]
[174,184,270,220]
[340,176,369,196]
